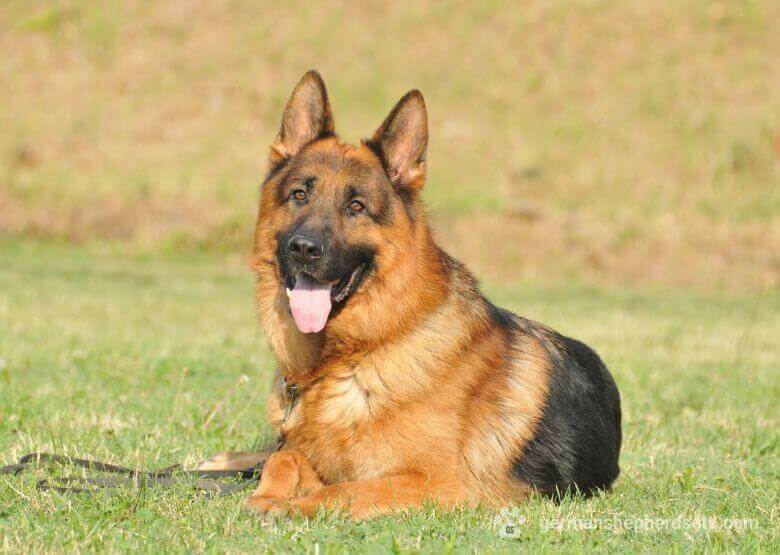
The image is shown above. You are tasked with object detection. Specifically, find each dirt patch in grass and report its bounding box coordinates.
[439,209,779,291]
[3,187,775,291]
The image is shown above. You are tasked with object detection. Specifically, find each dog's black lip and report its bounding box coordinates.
[331,264,365,304]
[284,274,297,290]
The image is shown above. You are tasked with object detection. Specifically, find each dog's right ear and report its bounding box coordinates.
[367,90,428,194]
[269,70,335,169]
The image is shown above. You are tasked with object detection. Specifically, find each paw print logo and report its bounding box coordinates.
[494,507,526,538]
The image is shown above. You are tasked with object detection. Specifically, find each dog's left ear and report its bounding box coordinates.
[368,90,428,192]
[269,70,335,169]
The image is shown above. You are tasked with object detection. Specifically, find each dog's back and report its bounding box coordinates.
[437,254,622,500]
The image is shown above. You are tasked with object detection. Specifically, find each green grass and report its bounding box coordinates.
[0,240,777,552]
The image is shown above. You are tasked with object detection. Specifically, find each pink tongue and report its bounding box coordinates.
[289,274,332,334]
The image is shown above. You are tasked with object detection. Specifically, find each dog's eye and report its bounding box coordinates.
[292,189,307,202]
[348,200,365,214]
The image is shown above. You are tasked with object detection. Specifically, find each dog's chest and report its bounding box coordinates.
[286,365,406,482]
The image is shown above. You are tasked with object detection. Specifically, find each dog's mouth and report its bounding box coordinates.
[283,264,366,334]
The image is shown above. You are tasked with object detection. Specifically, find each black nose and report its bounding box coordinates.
[288,235,323,263]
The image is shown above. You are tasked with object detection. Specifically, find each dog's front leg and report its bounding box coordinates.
[251,474,466,520]
[245,449,324,513]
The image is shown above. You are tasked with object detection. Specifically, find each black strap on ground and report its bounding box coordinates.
[1,376,297,498]
[0,452,264,497]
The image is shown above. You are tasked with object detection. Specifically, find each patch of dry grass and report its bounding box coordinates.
[1,0,778,290]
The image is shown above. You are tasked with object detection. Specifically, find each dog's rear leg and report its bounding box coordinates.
[245,450,324,512]
[250,474,467,520]
[195,450,272,472]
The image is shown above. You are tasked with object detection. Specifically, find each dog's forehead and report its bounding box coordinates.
[297,140,383,184]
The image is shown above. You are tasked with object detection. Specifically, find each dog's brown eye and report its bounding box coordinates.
[348,200,364,213]
[292,189,306,202]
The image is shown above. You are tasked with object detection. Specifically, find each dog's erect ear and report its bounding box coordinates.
[368,90,428,192]
[269,70,335,168]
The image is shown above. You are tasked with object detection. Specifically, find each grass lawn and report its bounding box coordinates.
[0,240,776,552]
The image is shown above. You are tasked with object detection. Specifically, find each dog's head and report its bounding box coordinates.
[253,70,430,336]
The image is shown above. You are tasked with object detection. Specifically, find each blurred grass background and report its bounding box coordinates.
[1,0,778,290]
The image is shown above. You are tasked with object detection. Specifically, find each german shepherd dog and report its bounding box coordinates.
[238,71,621,519]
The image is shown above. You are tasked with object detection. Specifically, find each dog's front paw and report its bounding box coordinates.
[245,495,292,518]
